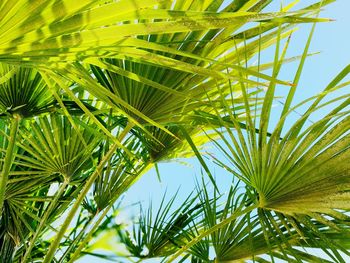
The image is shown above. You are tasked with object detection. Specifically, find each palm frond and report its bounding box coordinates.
[14,115,101,181]
[119,191,203,259]
[199,50,350,263]
[0,64,55,118]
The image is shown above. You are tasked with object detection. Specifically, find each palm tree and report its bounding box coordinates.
[0,0,349,262]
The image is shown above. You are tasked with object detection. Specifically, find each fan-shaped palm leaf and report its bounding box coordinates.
[0,64,59,213]
[166,15,350,261]
[185,56,350,262]
[0,0,329,66]
[0,163,54,263]
[23,0,329,145]
[118,191,203,259]
[3,114,102,261]
[0,64,55,118]
[211,66,350,214]
[14,115,101,180]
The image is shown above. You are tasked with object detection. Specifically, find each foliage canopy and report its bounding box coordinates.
[0,0,349,262]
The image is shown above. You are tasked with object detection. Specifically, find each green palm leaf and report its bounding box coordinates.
[0,0,329,65]
[195,55,350,263]
[0,1,342,262]
[14,115,101,180]
[0,64,55,118]
[118,191,203,259]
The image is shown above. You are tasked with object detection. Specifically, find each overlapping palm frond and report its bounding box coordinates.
[0,64,61,215]
[0,0,347,262]
[0,0,330,66]
[0,124,57,263]
[118,191,203,259]
[86,0,327,156]
[0,0,331,159]
[0,115,102,262]
[0,64,55,119]
[171,51,350,262]
[1,173,54,263]
[0,0,329,138]
[14,115,101,181]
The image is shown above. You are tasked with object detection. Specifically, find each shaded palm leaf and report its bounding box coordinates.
[0,64,55,118]
[119,191,203,259]
[93,136,150,211]
[14,115,101,181]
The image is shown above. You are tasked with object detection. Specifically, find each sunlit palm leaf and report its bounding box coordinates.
[0,0,328,65]
[0,1,341,262]
[0,0,327,140]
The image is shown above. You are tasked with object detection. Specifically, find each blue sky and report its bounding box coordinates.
[78,1,350,262]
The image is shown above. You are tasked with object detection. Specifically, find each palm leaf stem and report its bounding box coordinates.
[42,121,134,263]
[21,179,69,263]
[0,115,19,213]
[67,202,111,262]
[67,162,154,262]
[57,209,93,263]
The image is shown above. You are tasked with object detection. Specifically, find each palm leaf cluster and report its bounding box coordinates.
[0,0,349,262]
